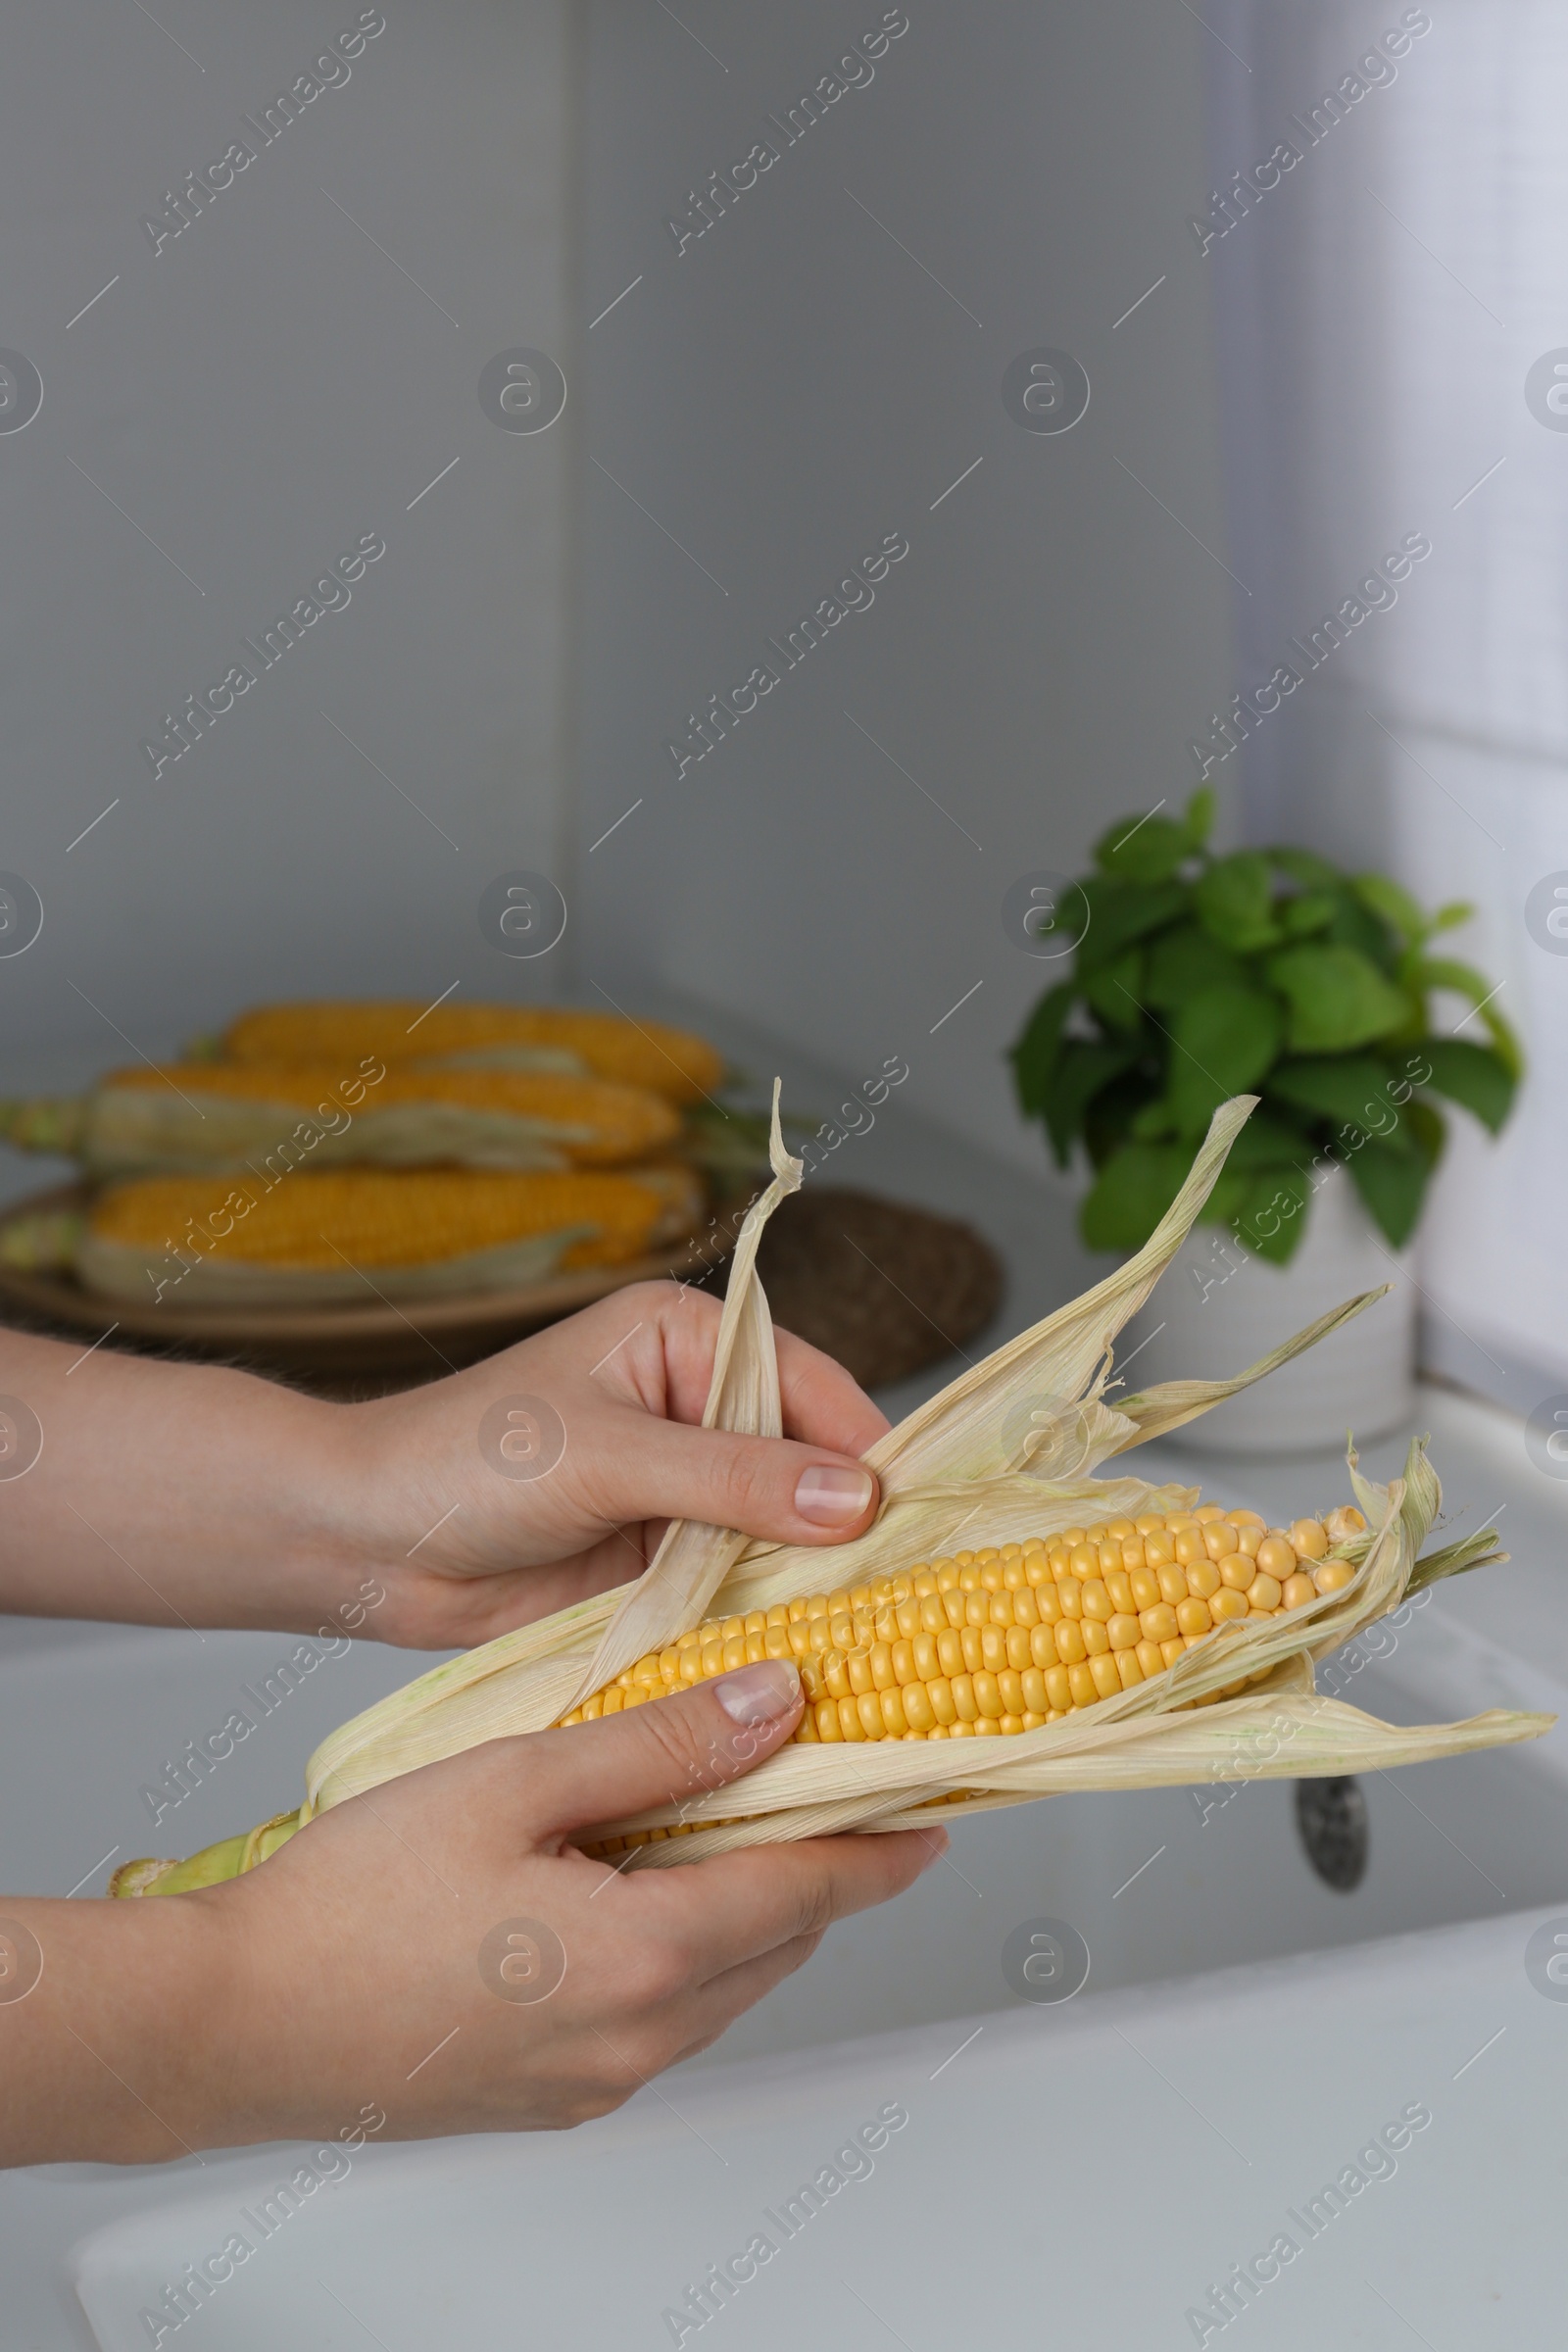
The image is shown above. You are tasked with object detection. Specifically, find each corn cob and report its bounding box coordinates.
[0,1061,679,1179]
[565,1506,1364,1739]
[108,1499,1369,1894]
[23,1163,703,1307]
[209,1003,725,1105]
[562,1504,1366,1851]
[108,1091,1549,1899]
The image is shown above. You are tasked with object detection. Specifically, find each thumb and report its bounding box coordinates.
[514,1662,804,1844]
[594,1413,879,1547]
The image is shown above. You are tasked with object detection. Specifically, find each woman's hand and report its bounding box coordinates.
[336,1281,890,1650]
[0,1284,886,1648]
[0,1663,945,2164]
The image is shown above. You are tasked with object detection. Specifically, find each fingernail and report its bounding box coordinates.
[714,1660,801,1725]
[917,1830,949,1872]
[794,1463,875,1526]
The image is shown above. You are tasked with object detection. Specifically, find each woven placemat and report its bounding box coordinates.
[713,1186,1004,1392]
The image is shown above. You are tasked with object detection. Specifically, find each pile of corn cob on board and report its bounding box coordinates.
[113,1093,1550,1894]
[0,1002,725,1307]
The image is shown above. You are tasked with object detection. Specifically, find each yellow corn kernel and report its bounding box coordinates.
[973,1672,1004,1721]
[902,1683,936,1734]
[1254,1535,1298,1582]
[1067,1662,1098,1708]
[879,1687,909,1738]
[1089,1654,1122,1699]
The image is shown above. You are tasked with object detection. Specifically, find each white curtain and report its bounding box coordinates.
[1200,0,1568,1405]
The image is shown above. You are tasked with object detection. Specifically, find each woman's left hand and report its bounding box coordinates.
[333,1280,889,1650]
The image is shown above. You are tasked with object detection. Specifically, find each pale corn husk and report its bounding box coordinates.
[290,1092,1548,1868]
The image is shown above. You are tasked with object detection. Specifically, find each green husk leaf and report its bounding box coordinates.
[1403,1526,1508,1596]
[0,1097,88,1155]
[563,1081,802,1709]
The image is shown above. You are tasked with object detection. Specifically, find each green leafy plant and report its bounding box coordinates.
[1009,788,1521,1263]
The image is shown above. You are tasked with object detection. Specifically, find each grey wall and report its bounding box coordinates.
[572,0,1236,1171]
[1,0,1235,1205]
[0,0,575,1062]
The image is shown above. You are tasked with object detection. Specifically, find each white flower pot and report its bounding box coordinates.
[1117,1164,1417,1455]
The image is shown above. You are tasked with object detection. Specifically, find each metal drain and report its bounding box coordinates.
[1295,1776,1369,1891]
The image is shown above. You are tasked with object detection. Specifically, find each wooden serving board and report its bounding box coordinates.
[0,1182,744,1393]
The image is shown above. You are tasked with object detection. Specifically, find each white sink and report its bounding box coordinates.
[7,1553,1568,2349]
[64,1900,1568,2351]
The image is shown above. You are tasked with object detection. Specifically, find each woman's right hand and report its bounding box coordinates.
[163,1659,944,2153]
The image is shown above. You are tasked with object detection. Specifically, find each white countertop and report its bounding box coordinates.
[4,998,1567,2347]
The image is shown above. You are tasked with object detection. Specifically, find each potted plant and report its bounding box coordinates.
[1008,787,1520,1451]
